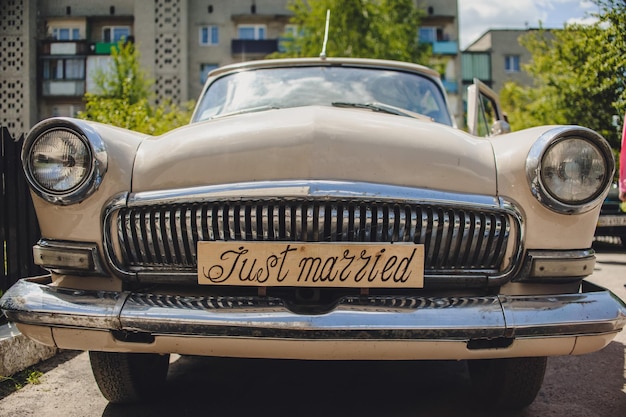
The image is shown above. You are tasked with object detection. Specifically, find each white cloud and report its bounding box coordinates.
[565,16,599,25]
[458,0,598,49]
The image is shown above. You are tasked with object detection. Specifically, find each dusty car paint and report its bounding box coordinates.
[2,56,624,409]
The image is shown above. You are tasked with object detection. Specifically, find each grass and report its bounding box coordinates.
[0,350,83,401]
[0,369,44,397]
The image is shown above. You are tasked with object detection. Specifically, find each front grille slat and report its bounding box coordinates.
[185,208,196,265]
[118,210,132,264]
[170,209,183,262]
[130,210,145,263]
[112,199,516,277]
[150,211,163,264]
[475,214,493,267]
[493,217,511,267]
[266,204,272,239]
[258,204,267,239]
[313,203,321,242]
[349,204,358,241]
[457,212,472,267]
[435,210,450,269]
[226,205,235,240]
[469,214,483,267]
[159,210,173,263]
[140,210,154,264]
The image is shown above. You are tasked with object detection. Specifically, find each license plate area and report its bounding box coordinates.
[198,241,424,288]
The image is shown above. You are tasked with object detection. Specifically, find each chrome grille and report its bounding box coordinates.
[110,199,515,276]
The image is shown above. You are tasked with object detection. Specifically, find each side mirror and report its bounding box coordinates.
[491,120,511,136]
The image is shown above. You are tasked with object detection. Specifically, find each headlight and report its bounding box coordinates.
[526,127,615,214]
[29,129,91,192]
[22,118,107,205]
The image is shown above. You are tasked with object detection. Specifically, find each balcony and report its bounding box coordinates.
[40,40,90,56]
[39,40,122,56]
[90,42,117,55]
[432,41,458,55]
[42,80,85,97]
[231,39,279,55]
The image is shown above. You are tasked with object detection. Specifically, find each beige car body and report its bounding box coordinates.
[2,57,625,407]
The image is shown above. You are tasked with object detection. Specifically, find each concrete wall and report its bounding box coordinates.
[0,0,37,136]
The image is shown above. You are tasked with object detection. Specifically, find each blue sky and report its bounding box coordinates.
[459,0,600,49]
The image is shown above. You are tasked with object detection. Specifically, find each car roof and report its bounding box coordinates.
[206,57,442,79]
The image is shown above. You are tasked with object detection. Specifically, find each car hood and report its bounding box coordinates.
[132,106,497,195]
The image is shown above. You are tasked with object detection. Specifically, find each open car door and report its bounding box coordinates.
[467,78,510,137]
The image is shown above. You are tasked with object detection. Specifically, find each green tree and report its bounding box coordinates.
[79,41,194,135]
[500,0,626,149]
[273,0,431,65]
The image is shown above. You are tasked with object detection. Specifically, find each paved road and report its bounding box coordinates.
[1,240,625,417]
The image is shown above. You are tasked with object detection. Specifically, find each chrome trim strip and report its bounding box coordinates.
[103,193,135,280]
[2,278,625,341]
[126,181,503,208]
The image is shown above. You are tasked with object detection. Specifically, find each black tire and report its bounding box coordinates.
[468,356,547,410]
[89,351,170,404]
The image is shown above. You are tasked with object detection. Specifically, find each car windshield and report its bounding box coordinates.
[193,66,453,126]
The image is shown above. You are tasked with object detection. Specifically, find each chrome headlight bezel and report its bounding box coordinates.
[526,126,615,214]
[22,118,108,205]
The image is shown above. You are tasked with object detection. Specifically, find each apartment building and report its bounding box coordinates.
[1,0,462,136]
[417,0,460,101]
[461,29,536,95]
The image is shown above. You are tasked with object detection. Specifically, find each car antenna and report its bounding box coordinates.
[320,9,330,60]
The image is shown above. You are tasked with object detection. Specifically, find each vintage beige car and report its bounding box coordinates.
[2,57,625,409]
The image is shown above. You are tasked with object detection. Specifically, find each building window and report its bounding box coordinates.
[103,26,131,43]
[200,63,218,85]
[199,26,219,46]
[52,27,81,40]
[237,24,266,40]
[419,27,436,43]
[504,55,521,73]
[279,24,299,52]
[284,24,298,38]
[86,55,113,93]
[418,26,446,43]
[43,58,85,80]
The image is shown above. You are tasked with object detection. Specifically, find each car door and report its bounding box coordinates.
[467,78,510,137]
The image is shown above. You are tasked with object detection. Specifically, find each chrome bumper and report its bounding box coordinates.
[2,277,625,345]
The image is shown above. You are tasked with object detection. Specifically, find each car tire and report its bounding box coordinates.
[467,356,547,410]
[89,351,170,404]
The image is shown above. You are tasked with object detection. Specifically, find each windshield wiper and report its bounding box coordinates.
[331,101,432,120]
[209,105,280,120]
